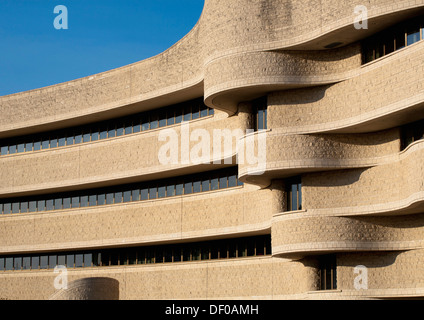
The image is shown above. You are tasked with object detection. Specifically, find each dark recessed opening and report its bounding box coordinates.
[324,42,343,49]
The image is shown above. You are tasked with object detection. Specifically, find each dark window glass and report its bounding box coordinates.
[46,199,54,211]
[202,178,210,192]
[175,108,183,124]
[257,109,264,130]
[14,257,22,270]
[183,105,192,122]
[100,124,108,140]
[158,185,166,198]
[49,255,57,269]
[132,189,140,201]
[229,242,237,258]
[33,140,41,151]
[108,125,116,138]
[395,30,406,50]
[5,257,13,270]
[63,197,71,209]
[149,187,157,199]
[83,128,91,143]
[125,120,133,135]
[116,121,124,136]
[29,201,37,213]
[114,191,123,203]
[407,28,421,45]
[66,135,74,146]
[219,176,228,189]
[127,250,136,265]
[146,249,155,264]
[67,254,75,268]
[140,188,148,201]
[17,142,25,153]
[12,202,20,214]
[80,195,89,207]
[97,194,106,206]
[183,247,191,262]
[133,117,141,133]
[20,202,28,213]
[75,254,83,268]
[40,256,48,269]
[84,253,92,267]
[54,198,63,210]
[385,34,395,55]
[159,110,167,128]
[89,194,97,206]
[92,252,101,267]
[91,129,99,141]
[228,175,237,187]
[3,203,11,214]
[57,136,65,147]
[101,252,110,266]
[211,176,219,190]
[71,196,80,209]
[166,184,175,197]
[23,257,31,270]
[9,144,16,154]
[192,103,200,120]
[1,146,8,156]
[173,247,181,262]
[175,181,184,195]
[320,255,337,290]
[150,114,158,130]
[110,252,119,266]
[123,190,132,203]
[141,116,150,131]
[25,141,34,152]
[192,247,201,261]
[193,180,201,193]
[37,200,46,212]
[137,250,145,264]
[50,136,58,149]
[200,105,208,118]
[167,108,175,126]
[106,192,114,205]
[184,181,192,194]
[57,255,66,266]
[74,132,83,144]
[31,256,40,270]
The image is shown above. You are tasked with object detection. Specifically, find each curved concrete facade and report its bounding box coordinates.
[1,0,424,300]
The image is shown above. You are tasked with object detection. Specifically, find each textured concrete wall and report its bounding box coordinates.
[0,257,316,300]
[272,213,424,258]
[49,277,119,300]
[302,140,424,214]
[269,41,424,134]
[0,183,283,255]
[0,110,247,196]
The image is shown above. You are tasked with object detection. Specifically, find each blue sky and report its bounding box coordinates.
[0,1,204,96]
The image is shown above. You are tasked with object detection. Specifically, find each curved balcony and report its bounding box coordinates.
[272,212,424,260]
[238,128,400,188]
[301,140,424,216]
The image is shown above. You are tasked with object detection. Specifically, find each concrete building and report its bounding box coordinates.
[1,0,424,300]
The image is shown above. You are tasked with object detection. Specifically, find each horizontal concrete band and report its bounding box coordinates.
[272,213,424,258]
